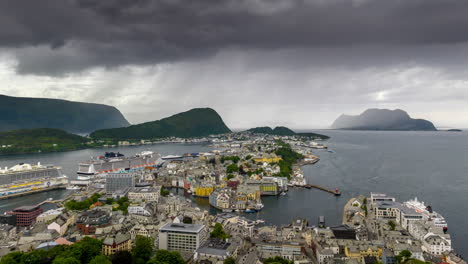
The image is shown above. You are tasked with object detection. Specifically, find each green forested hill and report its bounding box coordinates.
[91,108,231,140]
[247,126,329,139]
[0,128,89,154]
[0,94,130,134]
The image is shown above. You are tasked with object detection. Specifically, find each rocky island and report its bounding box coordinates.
[331,108,437,131]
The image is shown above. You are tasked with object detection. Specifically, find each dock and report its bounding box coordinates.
[0,186,66,200]
[304,184,341,196]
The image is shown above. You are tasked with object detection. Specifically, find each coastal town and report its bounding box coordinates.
[0,132,464,264]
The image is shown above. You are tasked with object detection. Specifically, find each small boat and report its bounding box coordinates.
[245,209,256,213]
[280,192,287,196]
[328,150,335,153]
[255,204,264,211]
[66,186,80,190]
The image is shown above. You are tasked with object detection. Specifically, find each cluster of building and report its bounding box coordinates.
[310,193,462,264]
[0,131,464,264]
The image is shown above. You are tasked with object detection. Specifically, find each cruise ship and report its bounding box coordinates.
[0,163,67,198]
[404,197,448,232]
[77,151,162,175]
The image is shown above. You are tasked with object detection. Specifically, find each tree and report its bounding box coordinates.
[70,237,103,263]
[264,256,293,264]
[226,164,239,174]
[20,250,48,264]
[182,216,193,224]
[396,250,412,263]
[132,236,155,264]
[224,257,236,264]
[89,255,111,264]
[52,257,81,264]
[147,250,185,264]
[388,220,396,231]
[0,251,23,264]
[210,223,229,240]
[111,250,132,264]
[226,174,234,180]
[161,188,170,197]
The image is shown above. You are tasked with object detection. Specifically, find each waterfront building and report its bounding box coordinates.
[236,185,261,201]
[422,233,452,256]
[194,185,215,197]
[106,172,135,194]
[76,209,111,235]
[158,222,207,253]
[128,186,160,202]
[102,232,132,255]
[373,201,400,219]
[10,205,43,227]
[262,176,288,191]
[245,179,278,196]
[370,193,396,203]
[209,189,232,210]
[396,206,424,229]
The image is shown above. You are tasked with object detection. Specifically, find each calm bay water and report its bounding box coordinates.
[1,131,467,255]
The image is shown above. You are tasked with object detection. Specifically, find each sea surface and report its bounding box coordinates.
[1,131,467,255]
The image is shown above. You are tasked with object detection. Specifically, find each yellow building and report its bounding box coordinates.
[236,185,261,201]
[345,246,382,259]
[252,155,282,164]
[194,186,215,197]
[102,233,132,256]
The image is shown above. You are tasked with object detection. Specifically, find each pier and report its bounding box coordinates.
[0,186,66,200]
[304,184,341,196]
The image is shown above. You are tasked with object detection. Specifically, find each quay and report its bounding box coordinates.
[0,186,66,200]
[304,184,341,196]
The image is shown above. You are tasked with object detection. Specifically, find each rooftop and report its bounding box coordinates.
[159,222,205,233]
[13,205,41,212]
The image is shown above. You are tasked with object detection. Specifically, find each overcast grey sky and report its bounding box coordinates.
[1,0,468,129]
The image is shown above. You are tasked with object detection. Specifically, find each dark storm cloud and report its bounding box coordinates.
[2,0,468,74]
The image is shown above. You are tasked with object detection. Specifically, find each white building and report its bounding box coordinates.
[128,187,161,202]
[128,205,152,216]
[158,222,207,253]
[422,233,451,256]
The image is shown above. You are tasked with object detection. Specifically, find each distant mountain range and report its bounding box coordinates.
[0,95,129,134]
[247,126,329,139]
[91,108,231,140]
[331,109,437,131]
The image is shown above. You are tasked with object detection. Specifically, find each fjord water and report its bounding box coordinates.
[1,131,467,255]
[258,130,468,256]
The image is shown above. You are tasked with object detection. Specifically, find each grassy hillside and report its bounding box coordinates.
[0,94,130,133]
[0,128,89,154]
[91,108,231,140]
